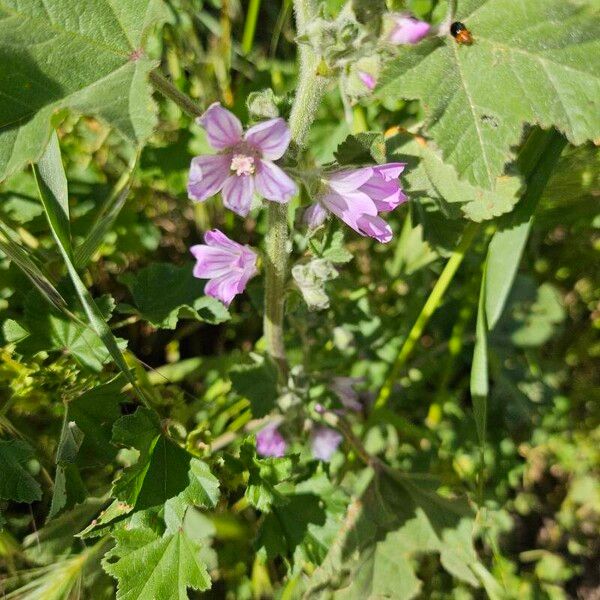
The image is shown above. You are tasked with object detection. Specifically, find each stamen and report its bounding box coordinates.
[230,154,255,176]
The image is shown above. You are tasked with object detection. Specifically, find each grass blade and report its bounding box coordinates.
[74,154,138,268]
[0,222,67,313]
[33,132,147,404]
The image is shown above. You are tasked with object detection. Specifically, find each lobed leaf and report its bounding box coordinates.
[0,0,166,180]
[378,0,600,189]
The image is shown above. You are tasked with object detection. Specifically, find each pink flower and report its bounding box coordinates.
[311,427,343,461]
[256,425,287,458]
[305,163,407,243]
[190,229,257,306]
[188,103,297,217]
[388,14,431,45]
[358,71,377,91]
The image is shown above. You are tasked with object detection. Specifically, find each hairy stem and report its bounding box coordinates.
[263,0,327,375]
[375,222,480,408]
[149,69,203,118]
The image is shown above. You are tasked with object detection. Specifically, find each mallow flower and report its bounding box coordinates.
[387,14,431,45]
[188,103,297,216]
[190,229,257,306]
[256,425,287,458]
[311,427,343,461]
[305,163,407,243]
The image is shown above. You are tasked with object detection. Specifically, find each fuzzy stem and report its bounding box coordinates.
[149,69,203,118]
[375,222,480,408]
[263,0,327,375]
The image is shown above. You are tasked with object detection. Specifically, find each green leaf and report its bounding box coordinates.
[33,131,143,395]
[102,526,211,599]
[320,229,353,264]
[48,417,86,519]
[120,263,230,329]
[378,0,600,189]
[69,376,128,465]
[229,360,279,418]
[14,292,126,371]
[388,133,522,222]
[164,459,221,531]
[232,443,296,512]
[485,131,567,329]
[334,132,386,166]
[111,407,191,510]
[0,0,166,181]
[0,439,42,503]
[304,466,481,599]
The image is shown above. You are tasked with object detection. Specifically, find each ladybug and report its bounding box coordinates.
[450,21,473,45]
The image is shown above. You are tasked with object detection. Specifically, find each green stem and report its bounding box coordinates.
[149,69,203,118]
[263,0,326,374]
[242,0,261,55]
[375,222,480,409]
[263,202,289,374]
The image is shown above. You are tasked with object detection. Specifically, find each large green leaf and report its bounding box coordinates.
[304,466,481,599]
[13,292,126,371]
[0,0,165,180]
[0,439,42,503]
[378,0,600,189]
[111,407,191,510]
[102,526,211,600]
[120,263,230,329]
[388,133,522,222]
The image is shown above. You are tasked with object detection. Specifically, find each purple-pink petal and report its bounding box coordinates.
[327,168,374,194]
[255,160,297,203]
[304,202,328,229]
[388,15,431,45]
[244,118,292,161]
[187,154,231,203]
[190,229,257,306]
[222,175,255,217]
[191,245,237,279]
[356,214,393,243]
[197,102,243,150]
[321,190,378,236]
[256,425,287,458]
[372,163,406,180]
[311,427,343,461]
[358,71,377,91]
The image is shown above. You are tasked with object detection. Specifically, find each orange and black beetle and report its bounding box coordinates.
[450,21,473,45]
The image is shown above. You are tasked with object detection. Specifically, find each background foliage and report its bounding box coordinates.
[0,0,598,598]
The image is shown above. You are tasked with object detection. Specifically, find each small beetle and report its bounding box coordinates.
[450,21,473,45]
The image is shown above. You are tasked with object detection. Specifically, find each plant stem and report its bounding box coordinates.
[263,0,326,374]
[375,221,480,408]
[242,0,261,55]
[149,69,203,118]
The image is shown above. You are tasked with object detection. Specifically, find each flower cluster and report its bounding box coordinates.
[256,423,343,462]
[185,9,429,455]
[188,103,410,304]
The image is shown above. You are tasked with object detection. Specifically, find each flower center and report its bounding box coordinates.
[230,154,255,176]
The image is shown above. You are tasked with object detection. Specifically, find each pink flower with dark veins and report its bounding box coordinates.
[256,425,287,458]
[190,229,257,306]
[188,103,297,216]
[388,14,431,45]
[305,163,408,243]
